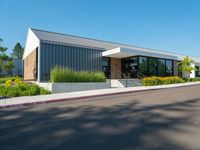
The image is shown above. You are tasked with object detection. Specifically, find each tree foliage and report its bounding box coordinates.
[0,39,9,76]
[0,38,8,60]
[4,60,14,76]
[11,42,24,59]
[179,56,196,78]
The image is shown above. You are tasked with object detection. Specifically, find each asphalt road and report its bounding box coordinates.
[1,85,200,150]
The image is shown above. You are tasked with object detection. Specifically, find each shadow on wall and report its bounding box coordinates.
[0,98,200,150]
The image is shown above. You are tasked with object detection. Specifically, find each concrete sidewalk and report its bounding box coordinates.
[1,82,200,108]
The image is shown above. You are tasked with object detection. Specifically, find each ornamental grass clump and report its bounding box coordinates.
[50,66,73,83]
[50,66,106,83]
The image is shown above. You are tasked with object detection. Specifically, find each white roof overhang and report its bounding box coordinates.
[103,47,178,60]
[176,55,200,65]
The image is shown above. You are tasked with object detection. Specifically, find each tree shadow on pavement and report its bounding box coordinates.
[0,98,200,150]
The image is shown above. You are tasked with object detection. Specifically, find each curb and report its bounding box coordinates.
[1,84,200,109]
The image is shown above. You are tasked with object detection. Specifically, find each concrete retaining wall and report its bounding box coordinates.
[37,82,111,93]
[110,79,142,87]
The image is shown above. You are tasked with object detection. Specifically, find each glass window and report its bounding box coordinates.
[102,58,110,78]
[130,57,138,71]
[122,57,138,78]
[178,62,182,77]
[139,57,148,76]
[149,58,158,76]
[123,56,175,78]
[166,60,173,76]
[195,66,200,77]
[123,58,130,74]
[158,59,166,76]
[102,60,109,66]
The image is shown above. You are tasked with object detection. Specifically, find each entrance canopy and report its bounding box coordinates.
[102,47,178,60]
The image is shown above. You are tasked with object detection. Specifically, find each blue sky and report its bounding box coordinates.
[0,0,200,57]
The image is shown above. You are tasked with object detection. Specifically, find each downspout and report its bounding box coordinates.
[38,41,41,82]
[22,60,24,78]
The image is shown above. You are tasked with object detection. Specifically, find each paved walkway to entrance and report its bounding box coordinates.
[1,82,200,108]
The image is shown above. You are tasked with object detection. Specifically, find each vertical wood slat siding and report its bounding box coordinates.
[24,49,37,80]
[40,42,103,81]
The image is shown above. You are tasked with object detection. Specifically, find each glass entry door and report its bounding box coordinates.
[122,57,138,78]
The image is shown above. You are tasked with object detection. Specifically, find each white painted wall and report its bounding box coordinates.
[182,63,196,78]
[190,63,196,78]
[36,82,52,91]
[23,28,40,59]
[110,79,124,88]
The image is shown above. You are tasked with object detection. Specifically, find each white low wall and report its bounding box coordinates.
[110,79,142,87]
[111,79,124,88]
[37,82,111,93]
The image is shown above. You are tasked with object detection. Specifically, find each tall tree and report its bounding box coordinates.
[0,39,8,76]
[0,39,8,58]
[11,42,24,59]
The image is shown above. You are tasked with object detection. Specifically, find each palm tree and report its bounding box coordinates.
[178,56,196,79]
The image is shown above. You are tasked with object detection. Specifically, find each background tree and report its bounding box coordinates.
[179,56,196,79]
[0,39,9,76]
[11,42,24,59]
[4,60,14,76]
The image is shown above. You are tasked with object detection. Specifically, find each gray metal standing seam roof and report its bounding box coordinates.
[31,28,200,62]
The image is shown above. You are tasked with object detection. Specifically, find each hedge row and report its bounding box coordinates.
[50,66,106,83]
[141,76,185,86]
[183,77,200,82]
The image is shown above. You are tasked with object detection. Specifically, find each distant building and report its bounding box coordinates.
[2,58,22,77]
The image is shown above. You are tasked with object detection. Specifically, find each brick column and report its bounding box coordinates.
[173,60,179,76]
[110,58,121,79]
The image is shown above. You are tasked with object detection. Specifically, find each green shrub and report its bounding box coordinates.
[14,78,24,86]
[5,79,12,87]
[186,77,200,82]
[0,76,22,84]
[141,76,185,86]
[0,83,50,98]
[50,66,106,83]
[40,88,51,95]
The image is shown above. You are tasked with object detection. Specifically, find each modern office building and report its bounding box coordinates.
[23,28,200,82]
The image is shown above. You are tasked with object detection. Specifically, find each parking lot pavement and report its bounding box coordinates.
[0,85,200,150]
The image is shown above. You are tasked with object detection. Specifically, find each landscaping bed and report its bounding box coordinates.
[0,77,50,98]
[50,66,106,83]
[141,76,200,86]
[43,66,110,93]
